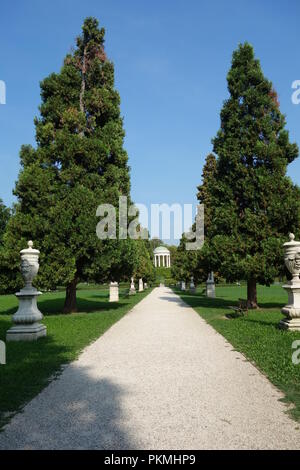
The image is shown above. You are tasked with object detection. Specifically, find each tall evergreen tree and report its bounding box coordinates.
[0,199,11,294]
[199,43,300,307]
[197,153,217,237]
[0,199,10,245]
[4,18,133,312]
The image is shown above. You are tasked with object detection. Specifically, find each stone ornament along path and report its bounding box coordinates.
[0,287,299,450]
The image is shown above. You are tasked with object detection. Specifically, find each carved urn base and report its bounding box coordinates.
[279,318,300,331]
[6,323,47,342]
[206,281,216,298]
[6,288,47,342]
[109,282,119,302]
[129,281,136,295]
[280,282,300,331]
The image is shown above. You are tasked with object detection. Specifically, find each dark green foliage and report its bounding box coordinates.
[3,18,133,310]
[198,43,300,307]
[0,200,11,294]
[197,153,217,237]
[0,199,10,245]
[171,235,205,285]
[134,239,155,283]
[154,266,173,285]
[148,238,163,255]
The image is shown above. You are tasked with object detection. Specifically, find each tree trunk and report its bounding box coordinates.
[63,278,78,314]
[79,46,87,114]
[247,278,258,309]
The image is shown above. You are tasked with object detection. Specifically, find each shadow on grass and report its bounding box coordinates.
[0,295,133,317]
[238,316,282,328]
[0,333,73,429]
[174,290,284,311]
[0,306,16,316]
[41,298,125,316]
[225,312,244,320]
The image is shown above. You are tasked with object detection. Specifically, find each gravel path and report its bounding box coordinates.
[0,287,299,450]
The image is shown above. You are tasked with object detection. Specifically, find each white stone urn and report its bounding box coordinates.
[280,233,300,331]
[6,241,47,341]
[109,281,119,302]
[206,271,216,298]
[129,277,136,295]
[283,233,300,282]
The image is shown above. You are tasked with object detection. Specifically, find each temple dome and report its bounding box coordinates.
[153,246,170,255]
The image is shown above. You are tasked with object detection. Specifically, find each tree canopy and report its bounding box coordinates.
[197,43,300,307]
[3,17,134,311]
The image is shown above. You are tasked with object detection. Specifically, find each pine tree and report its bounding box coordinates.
[4,18,133,312]
[0,199,10,245]
[197,153,217,237]
[0,199,11,294]
[201,43,300,307]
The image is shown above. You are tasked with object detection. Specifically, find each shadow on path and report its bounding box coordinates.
[0,363,138,450]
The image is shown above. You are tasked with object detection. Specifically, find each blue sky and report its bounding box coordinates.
[0,0,300,233]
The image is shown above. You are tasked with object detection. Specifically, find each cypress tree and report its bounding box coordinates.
[201,43,300,307]
[4,18,133,312]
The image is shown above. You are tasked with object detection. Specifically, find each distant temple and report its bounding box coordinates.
[153,246,171,268]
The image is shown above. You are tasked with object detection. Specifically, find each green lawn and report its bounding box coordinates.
[176,284,300,421]
[0,286,152,430]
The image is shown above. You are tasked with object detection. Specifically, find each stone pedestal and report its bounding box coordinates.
[280,281,300,330]
[129,277,136,295]
[139,278,144,292]
[109,282,119,302]
[181,281,186,291]
[190,277,196,294]
[280,234,300,331]
[7,241,46,342]
[206,272,216,298]
[144,283,148,289]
